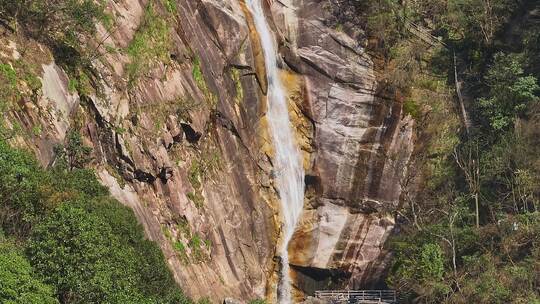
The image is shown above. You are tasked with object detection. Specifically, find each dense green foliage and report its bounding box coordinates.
[478,53,539,130]
[0,236,58,304]
[0,140,189,303]
[334,0,540,303]
[0,0,107,52]
[0,0,109,96]
[0,141,56,237]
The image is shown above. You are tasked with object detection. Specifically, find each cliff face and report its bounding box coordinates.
[267,0,414,295]
[1,0,413,301]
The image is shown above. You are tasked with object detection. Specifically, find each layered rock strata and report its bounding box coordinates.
[1,0,413,301]
[268,0,414,295]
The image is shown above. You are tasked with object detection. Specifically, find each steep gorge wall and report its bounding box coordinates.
[3,0,278,301]
[267,0,414,295]
[0,0,413,301]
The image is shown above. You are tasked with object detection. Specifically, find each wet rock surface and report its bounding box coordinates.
[270,0,414,294]
[4,0,414,301]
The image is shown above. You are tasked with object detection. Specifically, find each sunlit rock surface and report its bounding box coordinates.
[3,0,413,301]
[270,0,414,293]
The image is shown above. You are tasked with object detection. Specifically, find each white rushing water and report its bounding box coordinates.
[245,0,305,303]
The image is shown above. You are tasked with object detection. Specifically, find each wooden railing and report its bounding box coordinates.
[314,290,397,303]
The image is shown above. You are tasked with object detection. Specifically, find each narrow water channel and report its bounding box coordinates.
[244,1,305,302]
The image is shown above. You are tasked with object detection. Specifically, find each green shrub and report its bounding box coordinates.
[26,202,146,303]
[0,239,58,304]
[54,130,93,170]
[403,99,421,119]
[0,141,54,236]
[478,53,539,131]
[418,243,445,280]
[0,140,188,303]
[126,3,171,86]
[187,191,204,208]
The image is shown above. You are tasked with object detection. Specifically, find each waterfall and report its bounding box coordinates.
[245,0,305,303]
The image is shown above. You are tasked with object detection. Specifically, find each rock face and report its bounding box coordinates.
[268,0,414,295]
[2,0,413,301]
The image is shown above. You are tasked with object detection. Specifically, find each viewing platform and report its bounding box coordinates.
[314,290,398,304]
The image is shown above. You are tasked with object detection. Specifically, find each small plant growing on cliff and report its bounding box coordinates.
[192,56,205,89]
[161,225,173,240]
[230,68,244,103]
[188,160,202,190]
[31,124,43,137]
[162,0,177,14]
[177,217,192,238]
[189,234,209,263]
[197,297,211,304]
[403,98,421,119]
[187,191,204,208]
[191,56,217,107]
[173,240,189,263]
[173,240,185,252]
[126,2,172,86]
[54,130,92,170]
[0,63,19,108]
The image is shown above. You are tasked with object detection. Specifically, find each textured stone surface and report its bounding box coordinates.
[6,0,278,301]
[4,0,414,301]
[270,0,414,294]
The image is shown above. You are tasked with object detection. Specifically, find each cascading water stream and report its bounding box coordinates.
[245,0,305,303]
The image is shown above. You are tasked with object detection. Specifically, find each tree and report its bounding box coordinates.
[389,238,452,302]
[0,237,58,304]
[53,131,93,170]
[454,141,481,227]
[26,202,148,303]
[478,53,539,131]
[0,140,185,303]
[0,141,56,237]
[26,198,184,304]
[79,198,181,299]
[445,0,517,44]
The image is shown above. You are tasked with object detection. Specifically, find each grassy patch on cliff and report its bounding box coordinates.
[185,145,222,209]
[126,3,172,86]
[170,216,212,265]
[0,48,46,114]
[191,56,217,107]
[0,63,18,109]
[0,0,108,47]
[129,97,203,152]
[0,59,44,141]
[0,0,112,95]
[162,0,178,14]
[231,67,244,103]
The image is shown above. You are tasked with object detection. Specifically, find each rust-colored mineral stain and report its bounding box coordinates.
[239,0,269,96]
